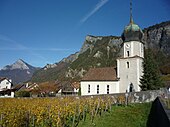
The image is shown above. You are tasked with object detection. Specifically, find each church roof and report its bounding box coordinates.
[81,67,118,81]
[124,23,141,32]
[122,21,144,42]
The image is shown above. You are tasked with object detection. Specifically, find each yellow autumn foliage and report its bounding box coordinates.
[0,96,115,127]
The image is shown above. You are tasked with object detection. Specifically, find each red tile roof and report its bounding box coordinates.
[81,67,118,81]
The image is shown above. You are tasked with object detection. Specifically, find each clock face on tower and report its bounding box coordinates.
[126,44,130,48]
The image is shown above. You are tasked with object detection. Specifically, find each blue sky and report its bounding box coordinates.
[0,0,170,68]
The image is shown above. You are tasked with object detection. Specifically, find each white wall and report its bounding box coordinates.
[123,41,144,58]
[119,40,144,93]
[74,88,79,93]
[0,79,12,91]
[81,81,119,96]
[0,79,13,98]
[117,57,143,93]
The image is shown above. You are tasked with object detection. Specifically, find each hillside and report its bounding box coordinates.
[31,36,122,83]
[31,21,170,83]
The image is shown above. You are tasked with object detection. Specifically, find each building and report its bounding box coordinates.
[0,77,14,97]
[57,81,79,95]
[117,15,144,93]
[0,77,12,90]
[81,67,119,95]
[80,3,144,95]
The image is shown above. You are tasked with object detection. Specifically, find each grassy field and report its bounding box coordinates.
[78,103,151,127]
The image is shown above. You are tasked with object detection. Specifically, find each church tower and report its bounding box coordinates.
[117,0,144,92]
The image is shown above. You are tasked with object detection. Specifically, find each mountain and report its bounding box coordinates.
[31,36,122,83]
[143,21,170,75]
[0,59,39,84]
[31,21,170,83]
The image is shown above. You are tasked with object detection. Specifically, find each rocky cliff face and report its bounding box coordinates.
[80,35,122,54]
[143,21,170,55]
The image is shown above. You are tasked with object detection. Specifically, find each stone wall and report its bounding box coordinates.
[81,89,167,103]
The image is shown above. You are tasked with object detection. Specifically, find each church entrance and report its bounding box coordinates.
[129,83,134,92]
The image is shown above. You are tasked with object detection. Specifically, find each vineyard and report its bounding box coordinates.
[0,96,125,127]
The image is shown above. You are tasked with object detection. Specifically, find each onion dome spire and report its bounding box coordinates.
[121,0,143,42]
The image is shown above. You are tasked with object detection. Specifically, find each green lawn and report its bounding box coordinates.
[78,103,151,127]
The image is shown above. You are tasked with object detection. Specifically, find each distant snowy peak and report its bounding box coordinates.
[2,59,30,70]
[0,59,39,84]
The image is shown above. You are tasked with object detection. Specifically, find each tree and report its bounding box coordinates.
[140,49,163,90]
[78,87,81,96]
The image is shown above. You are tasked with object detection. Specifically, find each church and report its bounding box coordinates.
[80,3,144,95]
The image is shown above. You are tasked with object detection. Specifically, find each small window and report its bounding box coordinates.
[97,85,99,94]
[127,51,130,57]
[107,85,109,94]
[141,44,144,54]
[88,85,90,93]
[127,62,130,68]
[6,82,9,84]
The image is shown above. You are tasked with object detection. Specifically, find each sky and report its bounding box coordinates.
[0,0,170,68]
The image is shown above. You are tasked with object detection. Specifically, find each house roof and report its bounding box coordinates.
[71,82,80,89]
[81,67,118,81]
[13,84,25,91]
[0,77,7,82]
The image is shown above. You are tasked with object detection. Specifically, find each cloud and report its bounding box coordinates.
[0,34,29,50]
[0,34,49,62]
[0,47,74,51]
[80,0,109,23]
[0,34,76,65]
[0,34,74,52]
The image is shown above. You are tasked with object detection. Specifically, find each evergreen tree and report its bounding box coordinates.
[140,49,163,90]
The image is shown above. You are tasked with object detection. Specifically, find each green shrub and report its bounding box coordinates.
[15,90,30,97]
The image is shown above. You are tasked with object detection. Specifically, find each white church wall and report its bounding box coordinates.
[124,41,144,58]
[138,58,144,91]
[118,57,143,93]
[132,41,144,57]
[81,81,119,96]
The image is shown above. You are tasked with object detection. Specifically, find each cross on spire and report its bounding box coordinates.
[130,0,134,24]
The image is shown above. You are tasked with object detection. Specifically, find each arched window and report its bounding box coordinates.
[127,51,130,57]
[129,83,134,92]
[127,62,130,68]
